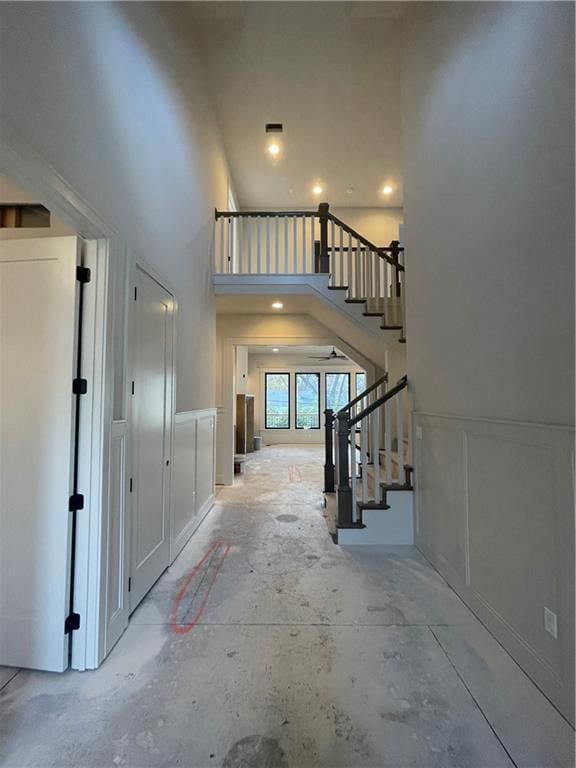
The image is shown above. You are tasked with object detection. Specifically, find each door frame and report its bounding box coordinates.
[127,259,177,613]
[0,120,115,670]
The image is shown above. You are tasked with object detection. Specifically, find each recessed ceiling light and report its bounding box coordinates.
[272,348,279,353]
[271,301,283,309]
[267,142,281,156]
[346,187,355,195]
[382,185,393,195]
[312,185,323,195]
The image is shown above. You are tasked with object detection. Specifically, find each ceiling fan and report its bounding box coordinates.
[308,346,347,361]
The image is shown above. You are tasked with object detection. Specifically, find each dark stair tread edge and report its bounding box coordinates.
[357,500,391,511]
[336,521,366,530]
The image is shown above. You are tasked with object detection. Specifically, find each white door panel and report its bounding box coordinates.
[130,267,173,611]
[0,236,79,672]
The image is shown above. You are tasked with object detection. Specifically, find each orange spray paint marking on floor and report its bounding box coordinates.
[169,540,230,634]
[287,465,303,483]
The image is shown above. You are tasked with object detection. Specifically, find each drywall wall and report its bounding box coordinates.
[247,353,364,444]
[402,2,574,721]
[330,207,403,247]
[0,3,232,411]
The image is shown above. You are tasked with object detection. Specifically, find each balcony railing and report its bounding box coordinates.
[214,204,405,316]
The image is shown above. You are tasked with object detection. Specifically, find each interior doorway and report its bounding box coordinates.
[128,265,175,612]
[0,235,83,671]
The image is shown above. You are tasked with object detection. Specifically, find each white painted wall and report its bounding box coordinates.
[0,3,231,412]
[0,3,231,664]
[330,207,403,247]
[402,2,574,722]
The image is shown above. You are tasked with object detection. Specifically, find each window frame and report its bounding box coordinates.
[355,371,367,398]
[295,371,321,430]
[264,372,291,429]
[325,371,351,413]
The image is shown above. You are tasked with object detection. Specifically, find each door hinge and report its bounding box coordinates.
[69,493,84,512]
[128,577,132,593]
[72,378,88,395]
[129,477,133,493]
[134,286,137,301]
[131,381,135,395]
[64,612,81,634]
[76,266,91,284]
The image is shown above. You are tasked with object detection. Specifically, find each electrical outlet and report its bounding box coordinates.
[544,607,558,639]
[416,426,423,440]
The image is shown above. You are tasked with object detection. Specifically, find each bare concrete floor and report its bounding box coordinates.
[1,445,573,767]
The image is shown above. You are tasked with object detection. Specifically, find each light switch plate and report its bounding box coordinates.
[416,426,423,440]
[544,607,558,639]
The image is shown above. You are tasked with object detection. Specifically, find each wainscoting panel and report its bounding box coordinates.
[172,409,216,561]
[105,420,129,654]
[413,412,575,723]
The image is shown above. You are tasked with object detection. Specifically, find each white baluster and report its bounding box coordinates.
[384,396,392,485]
[373,406,381,504]
[310,216,315,274]
[256,216,262,273]
[396,387,404,484]
[347,232,353,296]
[301,215,306,272]
[247,217,253,273]
[330,219,335,286]
[218,217,224,273]
[361,419,369,503]
[293,216,298,272]
[265,216,270,274]
[284,216,288,272]
[351,435,357,521]
[339,226,344,288]
[275,216,279,274]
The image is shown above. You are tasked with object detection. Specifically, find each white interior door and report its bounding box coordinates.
[0,236,80,672]
[130,266,173,611]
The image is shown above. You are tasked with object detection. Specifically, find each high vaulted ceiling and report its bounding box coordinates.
[189,2,405,209]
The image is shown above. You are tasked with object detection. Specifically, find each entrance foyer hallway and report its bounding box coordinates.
[0,446,572,767]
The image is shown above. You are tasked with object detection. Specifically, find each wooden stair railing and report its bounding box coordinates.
[214,203,406,338]
[324,372,388,493]
[334,375,411,529]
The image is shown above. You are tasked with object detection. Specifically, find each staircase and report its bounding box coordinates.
[323,374,414,545]
[214,203,413,545]
[214,203,406,343]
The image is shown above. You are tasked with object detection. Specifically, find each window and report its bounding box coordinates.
[325,372,350,413]
[265,373,290,428]
[295,372,320,429]
[356,372,367,398]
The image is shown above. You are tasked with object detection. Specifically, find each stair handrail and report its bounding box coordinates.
[326,212,404,270]
[337,373,388,415]
[215,209,318,218]
[349,375,408,427]
[324,373,388,493]
[335,374,409,528]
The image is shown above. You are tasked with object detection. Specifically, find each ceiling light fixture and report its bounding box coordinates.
[382,185,393,196]
[272,348,279,353]
[271,301,283,309]
[312,185,323,195]
[267,142,281,156]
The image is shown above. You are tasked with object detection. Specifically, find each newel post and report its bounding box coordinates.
[318,202,330,274]
[336,410,353,527]
[324,409,335,493]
